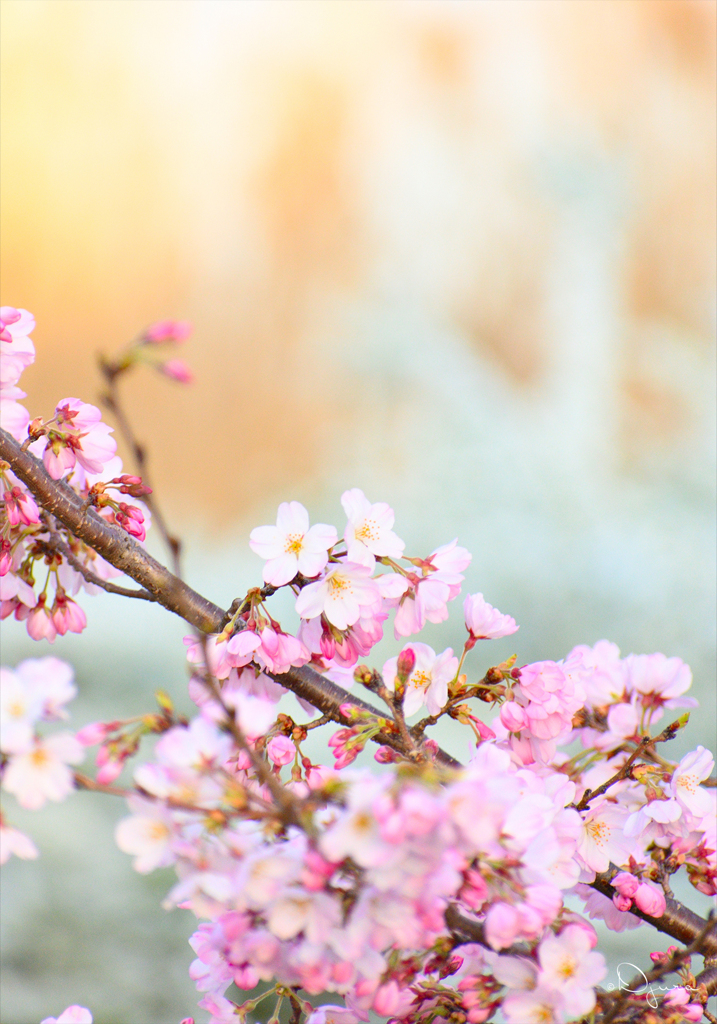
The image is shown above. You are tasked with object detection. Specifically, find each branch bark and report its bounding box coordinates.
[0,428,460,767]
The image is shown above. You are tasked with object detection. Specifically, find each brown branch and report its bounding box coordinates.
[575,737,652,812]
[43,518,158,602]
[0,427,460,768]
[597,913,717,1024]
[592,866,717,959]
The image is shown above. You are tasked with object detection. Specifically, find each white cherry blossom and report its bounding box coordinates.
[250,501,337,586]
[341,488,404,569]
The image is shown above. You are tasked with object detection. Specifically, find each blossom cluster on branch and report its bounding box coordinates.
[0,309,715,1024]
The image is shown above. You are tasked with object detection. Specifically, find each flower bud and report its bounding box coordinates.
[634,882,667,918]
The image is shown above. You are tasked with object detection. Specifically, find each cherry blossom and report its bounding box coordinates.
[295,562,380,631]
[537,924,606,1016]
[382,642,458,716]
[31,399,117,480]
[0,306,36,388]
[463,592,519,640]
[250,501,337,586]
[575,798,635,876]
[340,488,404,569]
[2,732,84,809]
[40,1007,93,1024]
[0,820,39,864]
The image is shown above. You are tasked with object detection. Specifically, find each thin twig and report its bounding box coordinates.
[575,736,652,812]
[100,372,182,578]
[44,517,158,602]
[597,912,716,1024]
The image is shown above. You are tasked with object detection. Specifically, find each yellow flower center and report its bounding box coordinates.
[7,699,26,718]
[328,574,352,595]
[410,669,432,691]
[30,747,49,768]
[148,821,170,841]
[352,811,373,833]
[356,518,379,543]
[558,956,577,979]
[586,819,610,846]
[284,533,304,556]
[677,772,699,794]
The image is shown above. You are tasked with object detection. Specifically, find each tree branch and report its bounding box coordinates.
[0,427,460,767]
[43,517,158,602]
[4,427,713,963]
[592,866,717,959]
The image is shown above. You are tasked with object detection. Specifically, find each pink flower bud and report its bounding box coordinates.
[499,701,528,732]
[612,871,640,897]
[76,722,118,746]
[27,598,57,642]
[612,892,633,912]
[0,540,12,576]
[96,761,123,785]
[634,882,667,917]
[159,358,193,384]
[372,981,401,1015]
[143,319,192,343]
[484,902,522,950]
[374,745,400,764]
[266,734,295,766]
[396,646,416,680]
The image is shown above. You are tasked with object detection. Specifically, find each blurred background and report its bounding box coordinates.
[1,0,715,1021]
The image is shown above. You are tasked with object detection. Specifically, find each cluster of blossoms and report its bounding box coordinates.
[0,658,84,861]
[1,311,715,1024]
[0,308,194,641]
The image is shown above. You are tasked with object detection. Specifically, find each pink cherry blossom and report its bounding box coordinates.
[3,485,40,525]
[0,384,31,440]
[500,700,528,732]
[663,987,704,1021]
[52,593,87,636]
[501,987,565,1024]
[670,745,715,817]
[26,596,58,643]
[254,626,310,674]
[0,666,44,754]
[611,871,640,897]
[340,488,404,569]
[36,399,116,479]
[463,593,519,640]
[562,640,628,706]
[484,902,522,949]
[394,541,471,637]
[537,924,606,1016]
[2,732,84,809]
[115,798,176,873]
[0,307,35,388]
[576,799,635,875]
[295,562,380,631]
[625,652,697,722]
[306,1006,366,1024]
[0,821,39,864]
[267,734,295,766]
[250,502,337,586]
[382,643,458,716]
[40,1006,93,1024]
